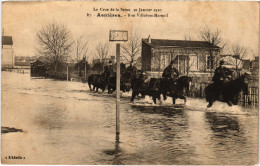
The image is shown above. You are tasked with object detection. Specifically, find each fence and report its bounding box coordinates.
[45,69,101,82]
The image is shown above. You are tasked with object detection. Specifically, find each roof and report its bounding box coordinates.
[30,60,45,65]
[2,36,13,45]
[142,38,220,49]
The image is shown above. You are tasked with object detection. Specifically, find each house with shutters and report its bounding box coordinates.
[141,37,221,78]
[2,36,14,69]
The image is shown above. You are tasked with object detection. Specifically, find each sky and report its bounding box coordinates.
[2,1,259,60]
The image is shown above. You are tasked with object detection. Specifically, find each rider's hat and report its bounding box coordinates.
[170,60,174,65]
[219,60,225,65]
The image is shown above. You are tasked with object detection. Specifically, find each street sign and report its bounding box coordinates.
[109,30,128,142]
[109,30,128,41]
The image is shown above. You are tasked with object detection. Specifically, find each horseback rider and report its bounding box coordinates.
[212,60,232,99]
[212,60,232,86]
[162,61,179,81]
[104,61,114,79]
[126,60,137,74]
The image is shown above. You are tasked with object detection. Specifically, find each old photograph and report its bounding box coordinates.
[1,1,259,165]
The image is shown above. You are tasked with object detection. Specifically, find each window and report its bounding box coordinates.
[206,55,214,70]
[160,53,171,71]
[189,54,198,71]
[249,61,253,69]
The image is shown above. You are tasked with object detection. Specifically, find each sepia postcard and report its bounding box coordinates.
[1,1,259,165]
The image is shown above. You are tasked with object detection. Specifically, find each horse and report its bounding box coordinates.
[88,73,109,92]
[205,73,250,108]
[160,76,192,104]
[131,75,192,105]
[107,73,132,94]
[107,65,137,94]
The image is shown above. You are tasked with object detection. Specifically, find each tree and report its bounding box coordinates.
[95,42,111,70]
[121,30,141,64]
[231,43,248,72]
[74,35,88,74]
[198,26,225,74]
[36,22,73,72]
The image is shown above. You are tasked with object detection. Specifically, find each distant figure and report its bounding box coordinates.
[120,63,126,75]
[104,61,114,78]
[126,60,137,74]
[162,61,179,80]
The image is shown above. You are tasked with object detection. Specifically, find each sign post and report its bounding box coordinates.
[109,30,128,141]
[116,43,120,137]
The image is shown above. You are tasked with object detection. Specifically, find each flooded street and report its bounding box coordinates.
[1,71,258,165]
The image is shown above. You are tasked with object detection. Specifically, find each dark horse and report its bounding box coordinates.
[88,72,109,92]
[160,76,192,104]
[107,73,132,93]
[107,66,136,94]
[205,73,249,108]
[131,75,192,105]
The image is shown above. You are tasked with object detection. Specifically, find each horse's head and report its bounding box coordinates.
[176,76,193,93]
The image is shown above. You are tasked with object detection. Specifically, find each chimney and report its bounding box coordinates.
[148,35,151,44]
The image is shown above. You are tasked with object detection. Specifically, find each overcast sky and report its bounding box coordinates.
[2,1,259,60]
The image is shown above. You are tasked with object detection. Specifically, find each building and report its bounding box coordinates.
[15,56,37,66]
[250,56,259,78]
[220,55,244,70]
[2,36,14,69]
[141,37,220,77]
[30,60,47,77]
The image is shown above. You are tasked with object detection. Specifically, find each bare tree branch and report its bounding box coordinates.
[121,30,141,64]
[198,26,225,74]
[95,42,111,62]
[231,43,248,71]
[36,21,74,71]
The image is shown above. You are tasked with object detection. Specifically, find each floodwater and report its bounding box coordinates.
[1,71,258,165]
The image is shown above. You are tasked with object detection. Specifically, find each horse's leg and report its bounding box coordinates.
[141,91,145,98]
[172,97,176,105]
[107,85,110,94]
[152,96,157,104]
[207,99,215,108]
[163,92,167,100]
[227,101,233,106]
[88,83,92,91]
[178,96,187,104]
[131,91,135,102]
[158,94,162,106]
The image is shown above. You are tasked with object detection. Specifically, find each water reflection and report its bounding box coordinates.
[205,112,250,165]
[206,112,241,136]
[103,136,122,165]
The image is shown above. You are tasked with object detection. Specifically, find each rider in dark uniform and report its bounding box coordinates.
[212,60,232,99]
[162,61,179,81]
[104,61,114,79]
[212,60,232,86]
[126,60,137,74]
